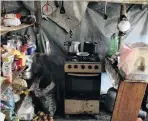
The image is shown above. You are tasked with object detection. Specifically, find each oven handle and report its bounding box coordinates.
[67,73,99,77]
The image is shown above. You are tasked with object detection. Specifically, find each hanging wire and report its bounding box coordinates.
[105,1,107,15]
[104,1,108,20]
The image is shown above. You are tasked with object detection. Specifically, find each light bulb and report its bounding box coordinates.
[118,20,131,32]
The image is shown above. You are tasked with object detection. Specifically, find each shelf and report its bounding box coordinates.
[0,23,34,36]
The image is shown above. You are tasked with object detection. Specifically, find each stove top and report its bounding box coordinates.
[66,53,100,62]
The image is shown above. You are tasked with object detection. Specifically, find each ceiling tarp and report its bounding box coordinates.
[1,1,148,94]
[70,0,148,4]
[37,3,148,89]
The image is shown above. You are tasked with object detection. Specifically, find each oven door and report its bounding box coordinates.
[65,73,101,99]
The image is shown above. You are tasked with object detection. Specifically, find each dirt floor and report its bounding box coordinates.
[55,111,111,121]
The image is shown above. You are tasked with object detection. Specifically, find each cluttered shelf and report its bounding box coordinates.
[0,23,34,36]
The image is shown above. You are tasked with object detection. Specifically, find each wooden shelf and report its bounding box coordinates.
[0,23,34,36]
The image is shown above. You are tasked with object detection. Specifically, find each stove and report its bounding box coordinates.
[64,53,102,115]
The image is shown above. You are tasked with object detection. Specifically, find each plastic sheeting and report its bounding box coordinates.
[2,1,148,92]
[38,3,148,92]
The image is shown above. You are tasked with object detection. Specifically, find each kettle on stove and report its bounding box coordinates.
[64,41,81,53]
[83,41,97,55]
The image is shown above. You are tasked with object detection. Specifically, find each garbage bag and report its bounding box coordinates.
[30,77,57,116]
[17,96,34,120]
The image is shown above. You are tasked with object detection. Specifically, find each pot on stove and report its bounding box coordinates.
[83,41,97,55]
[64,41,81,53]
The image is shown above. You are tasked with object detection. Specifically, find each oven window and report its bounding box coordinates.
[65,74,101,99]
[72,77,94,91]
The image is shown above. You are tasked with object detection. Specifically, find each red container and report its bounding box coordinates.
[15,58,23,70]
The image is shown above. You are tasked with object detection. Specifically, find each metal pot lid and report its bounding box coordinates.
[76,52,89,56]
[85,41,97,44]
[85,41,92,43]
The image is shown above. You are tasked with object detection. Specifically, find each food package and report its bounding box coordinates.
[4,14,21,19]
[118,42,148,82]
[3,18,21,26]
[2,62,12,83]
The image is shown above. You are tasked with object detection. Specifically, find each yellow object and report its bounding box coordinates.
[21,52,26,66]
[2,46,26,66]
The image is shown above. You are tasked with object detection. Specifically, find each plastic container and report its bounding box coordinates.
[108,33,119,56]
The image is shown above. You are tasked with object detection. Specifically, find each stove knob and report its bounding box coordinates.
[74,65,78,69]
[88,65,92,69]
[81,65,85,69]
[94,65,99,69]
[68,65,72,69]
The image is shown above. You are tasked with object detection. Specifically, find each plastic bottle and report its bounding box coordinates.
[2,59,12,83]
[108,33,119,57]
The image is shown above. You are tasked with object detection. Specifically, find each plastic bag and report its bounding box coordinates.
[1,88,15,120]
[17,96,34,120]
[119,43,148,75]
[0,112,5,121]
[30,77,56,116]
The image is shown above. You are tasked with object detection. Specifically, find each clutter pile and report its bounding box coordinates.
[0,32,36,120]
[1,20,57,120]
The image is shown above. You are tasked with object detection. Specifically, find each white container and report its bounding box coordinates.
[3,18,21,26]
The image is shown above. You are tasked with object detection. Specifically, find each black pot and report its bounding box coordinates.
[83,42,97,55]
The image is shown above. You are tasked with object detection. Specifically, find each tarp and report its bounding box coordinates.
[2,1,148,93]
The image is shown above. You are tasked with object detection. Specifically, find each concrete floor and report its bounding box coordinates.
[55,111,111,121]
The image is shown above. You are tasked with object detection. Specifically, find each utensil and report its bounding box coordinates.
[55,1,59,8]
[42,1,53,16]
[60,1,65,14]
